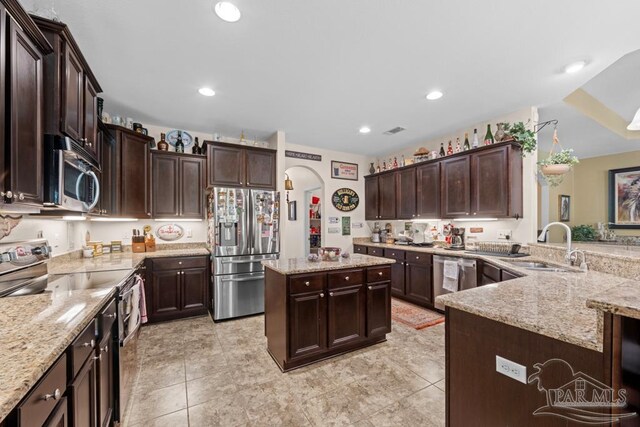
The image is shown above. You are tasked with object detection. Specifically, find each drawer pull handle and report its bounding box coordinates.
[43,389,61,401]
[345,276,349,281]
[305,281,310,286]
[104,313,116,319]
[101,345,109,353]
[320,293,324,298]
[82,339,95,348]
[378,272,383,276]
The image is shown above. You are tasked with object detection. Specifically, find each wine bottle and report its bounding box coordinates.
[393,157,398,168]
[201,140,207,155]
[455,138,461,153]
[472,128,479,149]
[484,124,494,145]
[447,140,453,155]
[463,133,471,151]
[382,161,387,171]
[192,137,201,155]
[439,143,445,157]
[158,133,169,151]
[376,161,381,173]
[401,155,405,167]
[175,131,185,153]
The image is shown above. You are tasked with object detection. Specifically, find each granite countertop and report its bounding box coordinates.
[262,254,394,275]
[48,246,210,274]
[0,285,121,422]
[353,239,630,352]
[0,244,210,422]
[587,282,640,321]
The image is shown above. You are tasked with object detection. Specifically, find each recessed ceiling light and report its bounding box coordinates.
[198,87,216,97]
[426,90,443,100]
[359,126,371,134]
[214,1,241,23]
[564,61,586,74]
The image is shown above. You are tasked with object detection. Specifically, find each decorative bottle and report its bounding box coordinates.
[446,140,454,155]
[192,137,201,155]
[175,131,185,153]
[158,133,169,151]
[472,128,479,149]
[484,124,494,145]
[463,133,471,151]
[438,143,445,157]
[454,138,461,153]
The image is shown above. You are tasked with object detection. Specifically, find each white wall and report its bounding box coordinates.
[89,220,207,245]
[370,107,539,244]
[280,142,370,258]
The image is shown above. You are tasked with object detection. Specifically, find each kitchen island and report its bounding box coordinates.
[262,254,395,372]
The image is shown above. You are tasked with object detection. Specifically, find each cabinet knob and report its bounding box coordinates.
[412,215,415,218]
[465,212,469,215]
[329,292,334,297]
[82,339,95,348]
[177,271,181,276]
[345,276,349,281]
[80,137,87,142]
[2,191,12,199]
[101,345,108,353]
[104,313,116,319]
[473,212,477,215]
[18,193,24,201]
[319,293,324,298]
[43,388,61,401]
[147,213,151,216]
[368,286,372,290]
[305,281,310,286]
[416,256,419,259]
[178,261,182,265]
[378,272,383,276]
[94,354,102,361]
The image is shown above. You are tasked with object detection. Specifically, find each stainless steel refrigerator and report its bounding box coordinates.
[209,187,280,320]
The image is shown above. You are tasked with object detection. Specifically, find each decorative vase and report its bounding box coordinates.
[494,123,507,142]
[369,163,375,174]
[541,164,571,176]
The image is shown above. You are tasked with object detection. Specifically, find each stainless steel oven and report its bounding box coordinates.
[43,135,100,212]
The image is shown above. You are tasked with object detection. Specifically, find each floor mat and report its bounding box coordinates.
[391,298,445,330]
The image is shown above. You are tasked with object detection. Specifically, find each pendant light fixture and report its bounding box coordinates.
[284,174,294,204]
[628,108,640,131]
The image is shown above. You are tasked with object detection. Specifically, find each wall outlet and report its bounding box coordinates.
[497,229,512,240]
[496,355,527,384]
[186,228,192,238]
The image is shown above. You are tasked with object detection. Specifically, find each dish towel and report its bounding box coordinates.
[127,283,141,336]
[443,260,459,292]
[136,274,148,324]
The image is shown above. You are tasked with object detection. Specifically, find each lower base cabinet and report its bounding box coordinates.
[381,248,434,308]
[44,398,68,427]
[96,332,113,427]
[266,265,392,372]
[69,357,97,427]
[145,256,210,323]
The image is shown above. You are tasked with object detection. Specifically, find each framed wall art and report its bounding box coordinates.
[331,161,358,181]
[608,166,640,229]
[558,195,570,222]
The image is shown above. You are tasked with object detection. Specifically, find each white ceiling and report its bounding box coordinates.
[22,0,640,155]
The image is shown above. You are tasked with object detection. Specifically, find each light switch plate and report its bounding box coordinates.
[497,229,512,240]
[496,355,527,384]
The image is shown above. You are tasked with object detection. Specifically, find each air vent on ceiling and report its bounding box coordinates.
[384,127,406,135]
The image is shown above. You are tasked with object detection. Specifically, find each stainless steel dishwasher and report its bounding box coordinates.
[433,255,477,310]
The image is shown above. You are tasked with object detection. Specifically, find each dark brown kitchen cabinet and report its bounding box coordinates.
[106,125,153,219]
[151,151,205,219]
[266,265,392,372]
[96,123,116,216]
[441,156,471,218]
[69,356,97,427]
[416,162,440,219]
[396,168,416,219]
[383,248,406,297]
[364,176,379,220]
[96,332,112,427]
[44,398,68,427]
[206,141,276,189]
[353,244,367,254]
[289,288,327,359]
[4,16,44,206]
[480,261,522,286]
[146,256,210,323]
[378,172,397,220]
[33,16,102,162]
[405,253,433,306]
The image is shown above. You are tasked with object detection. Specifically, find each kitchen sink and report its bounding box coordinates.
[506,261,575,272]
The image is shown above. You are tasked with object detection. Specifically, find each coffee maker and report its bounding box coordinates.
[450,227,465,249]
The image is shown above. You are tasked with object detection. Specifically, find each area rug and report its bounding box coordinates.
[391,298,445,330]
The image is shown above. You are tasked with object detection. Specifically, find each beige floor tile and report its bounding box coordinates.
[433,378,445,391]
[134,357,185,394]
[186,369,239,407]
[127,409,189,427]
[300,382,369,427]
[125,383,187,425]
[188,401,251,427]
[368,385,445,427]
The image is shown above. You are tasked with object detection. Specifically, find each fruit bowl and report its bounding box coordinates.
[318,247,341,261]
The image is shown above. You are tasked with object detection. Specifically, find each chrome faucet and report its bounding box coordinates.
[538,222,572,264]
[569,249,588,271]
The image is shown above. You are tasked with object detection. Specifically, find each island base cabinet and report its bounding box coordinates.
[266,266,391,372]
[44,397,68,427]
[289,291,327,359]
[447,308,606,427]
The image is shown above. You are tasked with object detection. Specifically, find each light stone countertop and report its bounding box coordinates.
[586,282,640,321]
[0,245,211,422]
[262,254,394,275]
[352,239,631,352]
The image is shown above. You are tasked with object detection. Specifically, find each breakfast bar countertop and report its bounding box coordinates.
[262,254,394,275]
[587,282,640,321]
[352,239,632,353]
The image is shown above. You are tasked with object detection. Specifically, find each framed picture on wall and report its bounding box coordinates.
[288,201,297,221]
[558,195,570,222]
[331,161,359,181]
[608,166,640,229]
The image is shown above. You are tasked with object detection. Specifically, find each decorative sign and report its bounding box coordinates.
[341,217,351,236]
[328,227,341,234]
[285,150,322,162]
[331,161,358,181]
[352,222,364,229]
[156,223,185,241]
[331,188,359,212]
[328,216,339,224]
[469,227,484,234]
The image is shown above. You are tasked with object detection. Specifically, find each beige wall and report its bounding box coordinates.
[544,151,640,242]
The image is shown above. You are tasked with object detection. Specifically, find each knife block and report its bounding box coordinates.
[132,242,146,253]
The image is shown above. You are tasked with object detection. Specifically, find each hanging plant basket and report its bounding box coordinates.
[540,164,572,176]
[536,128,579,187]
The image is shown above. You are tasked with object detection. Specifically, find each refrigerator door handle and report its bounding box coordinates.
[247,189,253,253]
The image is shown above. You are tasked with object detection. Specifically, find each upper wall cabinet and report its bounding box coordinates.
[32,16,103,162]
[0,1,52,208]
[151,151,206,219]
[205,142,276,189]
[364,142,523,221]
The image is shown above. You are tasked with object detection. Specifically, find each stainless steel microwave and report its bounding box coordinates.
[43,135,100,212]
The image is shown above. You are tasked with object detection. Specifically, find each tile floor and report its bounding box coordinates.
[123,314,446,427]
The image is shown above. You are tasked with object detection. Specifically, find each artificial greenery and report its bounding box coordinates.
[538,148,580,166]
[503,122,537,157]
[571,224,597,241]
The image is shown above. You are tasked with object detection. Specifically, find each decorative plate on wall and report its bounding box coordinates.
[331,188,359,212]
[156,223,185,241]
[165,130,193,148]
